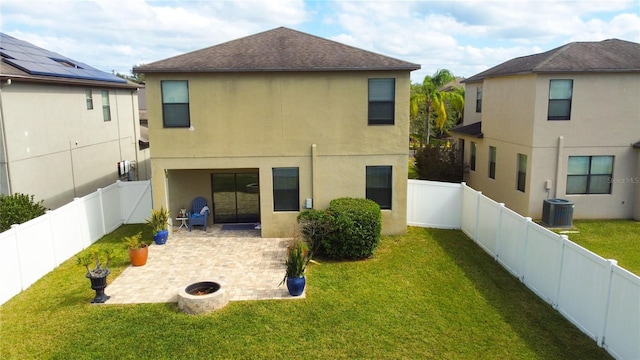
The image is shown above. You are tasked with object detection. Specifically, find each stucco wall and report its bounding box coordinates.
[459,72,640,220]
[1,82,143,208]
[146,71,410,237]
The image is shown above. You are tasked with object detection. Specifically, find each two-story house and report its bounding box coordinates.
[0,33,146,209]
[135,27,420,237]
[453,39,640,221]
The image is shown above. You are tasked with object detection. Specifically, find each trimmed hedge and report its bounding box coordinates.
[298,197,382,260]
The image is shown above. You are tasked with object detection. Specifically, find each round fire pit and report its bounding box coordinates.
[178,281,229,315]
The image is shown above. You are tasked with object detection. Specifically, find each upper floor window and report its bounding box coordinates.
[470,142,477,171]
[273,167,299,211]
[368,78,395,125]
[488,146,497,179]
[548,79,572,120]
[101,90,111,121]
[475,86,482,113]
[162,80,190,127]
[85,89,93,110]
[366,166,392,209]
[566,156,613,194]
[517,153,527,192]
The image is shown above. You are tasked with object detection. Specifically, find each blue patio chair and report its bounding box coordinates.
[189,196,209,231]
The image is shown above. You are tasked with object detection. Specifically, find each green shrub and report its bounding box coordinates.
[297,209,333,256]
[414,143,465,182]
[326,198,382,259]
[0,193,47,232]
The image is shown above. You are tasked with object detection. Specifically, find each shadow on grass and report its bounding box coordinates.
[427,228,612,360]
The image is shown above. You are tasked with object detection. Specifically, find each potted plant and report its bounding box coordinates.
[76,248,114,303]
[280,237,311,296]
[146,206,169,245]
[123,231,149,266]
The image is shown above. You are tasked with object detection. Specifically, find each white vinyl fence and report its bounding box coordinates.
[408,179,639,360]
[0,180,151,306]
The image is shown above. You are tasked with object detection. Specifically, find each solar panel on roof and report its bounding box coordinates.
[0,33,126,84]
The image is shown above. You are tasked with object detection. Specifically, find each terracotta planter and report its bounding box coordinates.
[128,245,148,266]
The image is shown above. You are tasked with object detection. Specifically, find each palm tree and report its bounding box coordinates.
[410,69,455,146]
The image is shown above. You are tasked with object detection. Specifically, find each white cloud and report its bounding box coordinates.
[1,0,638,82]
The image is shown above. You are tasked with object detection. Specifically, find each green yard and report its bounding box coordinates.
[0,225,611,359]
[562,219,640,276]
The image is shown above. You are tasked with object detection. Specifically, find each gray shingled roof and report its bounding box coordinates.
[135,27,420,73]
[464,39,640,82]
[451,121,483,138]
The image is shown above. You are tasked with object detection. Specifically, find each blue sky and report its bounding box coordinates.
[1,0,639,82]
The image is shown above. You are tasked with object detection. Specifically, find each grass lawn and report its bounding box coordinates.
[562,219,640,276]
[0,226,611,359]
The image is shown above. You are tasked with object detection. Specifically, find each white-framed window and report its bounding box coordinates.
[366,166,392,209]
[517,154,527,192]
[273,167,299,211]
[470,142,477,171]
[548,79,572,120]
[567,156,613,194]
[101,90,111,121]
[85,89,93,110]
[368,78,395,125]
[488,146,496,179]
[161,80,190,127]
[475,86,482,113]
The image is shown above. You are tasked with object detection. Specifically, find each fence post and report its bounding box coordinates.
[45,210,59,266]
[553,234,569,309]
[495,203,505,261]
[97,188,106,236]
[599,259,618,348]
[473,190,482,242]
[521,217,532,282]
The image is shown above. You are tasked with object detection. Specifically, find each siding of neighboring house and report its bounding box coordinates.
[455,39,640,221]
[0,81,146,208]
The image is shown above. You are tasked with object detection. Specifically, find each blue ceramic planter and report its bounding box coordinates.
[286,276,306,296]
[153,229,169,245]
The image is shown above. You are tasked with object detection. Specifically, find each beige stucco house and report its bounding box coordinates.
[453,39,640,221]
[135,27,420,237]
[0,33,147,209]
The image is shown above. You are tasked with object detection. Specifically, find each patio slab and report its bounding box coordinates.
[105,225,303,304]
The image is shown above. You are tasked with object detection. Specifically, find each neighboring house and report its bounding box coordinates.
[134,27,420,237]
[453,39,640,221]
[0,33,147,209]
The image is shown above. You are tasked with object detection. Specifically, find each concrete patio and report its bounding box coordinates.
[105,225,302,304]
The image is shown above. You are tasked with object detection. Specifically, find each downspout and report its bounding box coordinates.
[115,89,123,161]
[311,144,317,206]
[554,136,564,198]
[0,79,13,194]
[131,89,140,180]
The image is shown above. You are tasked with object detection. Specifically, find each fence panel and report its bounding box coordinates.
[0,181,151,307]
[496,208,529,278]
[522,222,563,305]
[603,266,640,360]
[76,193,106,245]
[476,196,501,257]
[100,184,123,234]
[13,215,56,290]
[120,180,152,224]
[0,229,21,305]
[460,184,479,239]
[556,240,611,342]
[407,180,461,228]
[49,202,84,266]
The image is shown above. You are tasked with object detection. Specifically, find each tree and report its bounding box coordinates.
[115,64,146,84]
[410,69,455,146]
